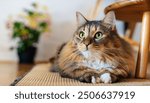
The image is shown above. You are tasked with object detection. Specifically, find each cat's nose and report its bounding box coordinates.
[84,42,90,47]
[83,39,91,49]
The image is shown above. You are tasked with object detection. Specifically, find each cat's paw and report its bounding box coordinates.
[91,76,96,84]
[91,76,101,84]
[79,72,99,83]
[78,73,93,83]
[100,73,112,83]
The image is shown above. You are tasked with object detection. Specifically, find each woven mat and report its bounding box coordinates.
[16,63,150,86]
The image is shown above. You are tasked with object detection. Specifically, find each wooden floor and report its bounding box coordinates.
[17,64,33,77]
[0,62,33,86]
[0,62,150,86]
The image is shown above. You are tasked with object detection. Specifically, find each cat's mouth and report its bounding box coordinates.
[80,47,89,52]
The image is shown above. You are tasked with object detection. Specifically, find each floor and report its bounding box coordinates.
[0,62,33,86]
[0,62,150,86]
[16,63,150,86]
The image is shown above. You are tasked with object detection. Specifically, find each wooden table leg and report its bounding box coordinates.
[135,11,150,78]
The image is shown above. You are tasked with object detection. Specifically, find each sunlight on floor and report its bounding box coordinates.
[0,62,18,86]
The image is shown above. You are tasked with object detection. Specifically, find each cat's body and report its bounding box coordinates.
[50,11,135,83]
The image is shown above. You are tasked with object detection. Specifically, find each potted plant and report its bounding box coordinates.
[7,3,51,63]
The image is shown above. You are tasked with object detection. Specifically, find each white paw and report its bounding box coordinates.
[91,76,96,84]
[100,73,112,83]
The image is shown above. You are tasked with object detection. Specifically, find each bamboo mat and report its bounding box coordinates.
[16,63,150,86]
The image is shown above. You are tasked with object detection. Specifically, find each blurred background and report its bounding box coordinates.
[0,0,142,85]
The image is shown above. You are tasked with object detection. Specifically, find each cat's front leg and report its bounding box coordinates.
[78,72,100,83]
[99,67,129,83]
[90,72,118,84]
[59,66,100,83]
[79,72,118,84]
[91,76,101,84]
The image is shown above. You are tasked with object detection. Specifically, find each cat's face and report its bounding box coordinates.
[73,11,116,57]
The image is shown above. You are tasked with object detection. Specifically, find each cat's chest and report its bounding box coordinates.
[80,58,115,70]
[79,51,116,70]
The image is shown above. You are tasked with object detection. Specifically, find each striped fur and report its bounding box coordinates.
[50,11,135,83]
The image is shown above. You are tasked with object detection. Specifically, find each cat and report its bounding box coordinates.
[50,11,135,84]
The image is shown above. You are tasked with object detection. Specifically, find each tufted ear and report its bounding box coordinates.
[103,11,116,29]
[76,11,88,27]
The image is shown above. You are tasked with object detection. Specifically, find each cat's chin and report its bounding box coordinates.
[81,50,91,58]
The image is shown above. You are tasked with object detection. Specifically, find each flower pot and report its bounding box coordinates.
[17,46,37,64]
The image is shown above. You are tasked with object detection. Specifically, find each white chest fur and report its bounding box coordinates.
[80,51,116,70]
[81,59,115,70]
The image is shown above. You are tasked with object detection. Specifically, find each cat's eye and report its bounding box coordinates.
[94,32,103,40]
[79,31,85,39]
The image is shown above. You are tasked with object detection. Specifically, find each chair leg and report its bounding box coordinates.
[125,22,136,39]
[135,11,150,78]
[89,0,103,19]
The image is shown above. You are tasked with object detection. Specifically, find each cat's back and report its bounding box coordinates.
[110,30,134,56]
[116,33,135,77]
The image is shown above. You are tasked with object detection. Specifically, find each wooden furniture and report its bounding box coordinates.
[89,0,103,19]
[105,0,150,79]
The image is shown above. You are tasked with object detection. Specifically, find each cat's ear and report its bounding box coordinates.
[76,12,88,27]
[102,11,116,29]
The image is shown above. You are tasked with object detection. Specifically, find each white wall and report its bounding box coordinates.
[0,0,137,62]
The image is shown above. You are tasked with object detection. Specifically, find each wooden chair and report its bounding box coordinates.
[104,0,150,79]
[89,0,103,19]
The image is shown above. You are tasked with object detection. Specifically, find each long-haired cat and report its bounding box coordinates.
[50,11,135,83]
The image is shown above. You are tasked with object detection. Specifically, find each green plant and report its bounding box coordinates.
[9,2,51,53]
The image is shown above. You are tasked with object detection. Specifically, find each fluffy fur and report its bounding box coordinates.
[50,11,135,83]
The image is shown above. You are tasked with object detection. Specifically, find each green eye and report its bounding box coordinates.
[79,31,85,38]
[95,32,103,40]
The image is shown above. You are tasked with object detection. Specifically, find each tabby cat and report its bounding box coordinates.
[50,11,135,83]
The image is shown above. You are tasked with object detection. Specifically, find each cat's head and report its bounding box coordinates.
[73,11,118,57]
